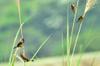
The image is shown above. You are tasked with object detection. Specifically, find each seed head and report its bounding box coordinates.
[83,0,96,16]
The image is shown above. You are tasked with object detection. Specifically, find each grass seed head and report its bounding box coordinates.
[83,0,96,16]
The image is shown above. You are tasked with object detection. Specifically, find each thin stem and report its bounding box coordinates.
[70,0,80,48]
[70,0,80,66]
[9,23,24,64]
[17,0,23,38]
[76,45,83,66]
[9,11,33,64]
[61,32,65,66]
[11,48,19,66]
[66,2,70,66]
[71,22,83,57]
[30,34,52,61]
[9,3,33,64]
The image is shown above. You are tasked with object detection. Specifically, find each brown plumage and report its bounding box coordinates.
[20,53,30,62]
[71,3,76,13]
[14,38,34,62]
[20,53,34,62]
[14,38,24,49]
[77,16,84,22]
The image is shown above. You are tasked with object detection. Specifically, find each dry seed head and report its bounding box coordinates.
[83,0,96,17]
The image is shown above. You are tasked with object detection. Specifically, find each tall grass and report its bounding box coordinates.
[9,11,34,65]
[16,0,23,38]
[30,34,53,61]
[66,0,70,66]
[70,0,80,66]
[71,0,96,56]
[9,0,23,66]
[9,0,53,65]
[9,23,24,64]
[8,0,96,66]
[65,0,96,66]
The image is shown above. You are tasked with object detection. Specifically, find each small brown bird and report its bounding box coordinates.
[77,16,84,22]
[14,38,24,49]
[13,38,34,62]
[20,53,30,62]
[71,3,76,13]
[20,53,34,62]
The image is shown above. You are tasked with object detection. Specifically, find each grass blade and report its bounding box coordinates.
[9,23,24,64]
[31,34,53,61]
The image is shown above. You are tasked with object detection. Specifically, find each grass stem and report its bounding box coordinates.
[16,0,23,38]
[66,2,70,66]
[70,0,80,48]
[71,22,83,58]
[9,23,24,64]
[31,34,52,61]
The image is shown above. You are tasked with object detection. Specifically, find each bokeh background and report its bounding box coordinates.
[0,0,100,63]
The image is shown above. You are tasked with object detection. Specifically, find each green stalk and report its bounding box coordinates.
[9,11,33,65]
[71,22,83,59]
[9,0,34,65]
[30,34,52,61]
[9,15,33,63]
[76,37,99,66]
[70,0,80,66]
[70,0,80,49]
[66,2,70,66]
[17,0,23,37]
[76,45,83,66]
[9,23,24,64]
[11,55,16,66]
[11,48,19,66]
[61,32,65,66]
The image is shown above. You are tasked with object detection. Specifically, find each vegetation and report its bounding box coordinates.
[0,0,100,66]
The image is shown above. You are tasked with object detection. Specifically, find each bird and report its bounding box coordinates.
[71,3,76,13]
[14,38,24,49]
[77,16,84,22]
[13,38,34,62]
[20,53,34,62]
[20,53,30,62]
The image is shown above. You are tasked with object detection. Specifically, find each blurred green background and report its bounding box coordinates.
[0,0,100,62]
